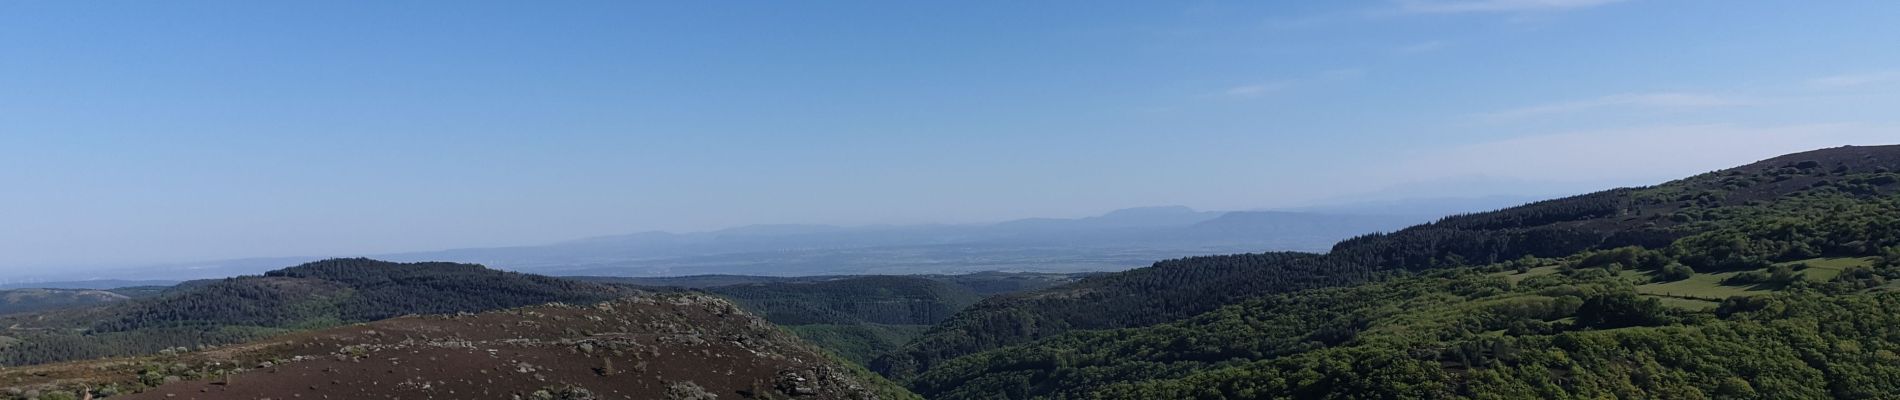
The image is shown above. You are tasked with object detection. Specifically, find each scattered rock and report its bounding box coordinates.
[665,381,718,400]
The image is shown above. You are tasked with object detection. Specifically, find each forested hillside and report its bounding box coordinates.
[915,254,1900,398]
[875,145,1900,392]
[871,253,1388,379]
[0,258,636,366]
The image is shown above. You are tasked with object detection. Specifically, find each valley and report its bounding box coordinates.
[4,145,1899,399]
[7,3,1891,399]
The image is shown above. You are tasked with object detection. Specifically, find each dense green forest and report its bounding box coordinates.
[0,258,635,366]
[917,256,1900,399]
[874,145,1900,398]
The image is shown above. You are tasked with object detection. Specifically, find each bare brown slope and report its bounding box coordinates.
[6,293,911,400]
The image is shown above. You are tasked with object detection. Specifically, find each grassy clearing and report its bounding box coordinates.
[1647,295,1720,311]
[1777,257,1876,282]
[1490,257,1879,307]
[1636,271,1765,300]
[1779,257,1877,270]
[1634,257,1877,301]
[1491,265,1723,310]
[1617,269,1653,283]
[1497,265,1561,284]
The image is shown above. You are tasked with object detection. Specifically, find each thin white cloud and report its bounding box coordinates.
[1262,14,1346,30]
[1388,123,1887,183]
[1225,82,1291,98]
[1319,68,1369,80]
[1223,69,1365,99]
[1811,71,1900,88]
[1396,40,1449,54]
[1394,0,1627,14]
[1479,92,1749,120]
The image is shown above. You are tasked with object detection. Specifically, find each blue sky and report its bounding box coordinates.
[2,0,1897,271]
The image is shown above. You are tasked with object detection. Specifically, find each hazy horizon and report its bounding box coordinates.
[3,193,1553,277]
[4,1,1898,272]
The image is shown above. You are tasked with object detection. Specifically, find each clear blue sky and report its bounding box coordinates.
[2,0,1897,271]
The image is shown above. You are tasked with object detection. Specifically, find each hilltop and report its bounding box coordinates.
[0,258,639,366]
[3,293,914,400]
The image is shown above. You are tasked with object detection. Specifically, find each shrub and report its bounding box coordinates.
[667,381,717,400]
[1573,292,1671,329]
[1655,263,1694,282]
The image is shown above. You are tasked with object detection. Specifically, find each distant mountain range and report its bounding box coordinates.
[362,204,1512,277]
[22,197,1541,283]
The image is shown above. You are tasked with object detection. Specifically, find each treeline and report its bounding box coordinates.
[0,326,286,367]
[266,258,627,321]
[93,278,346,332]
